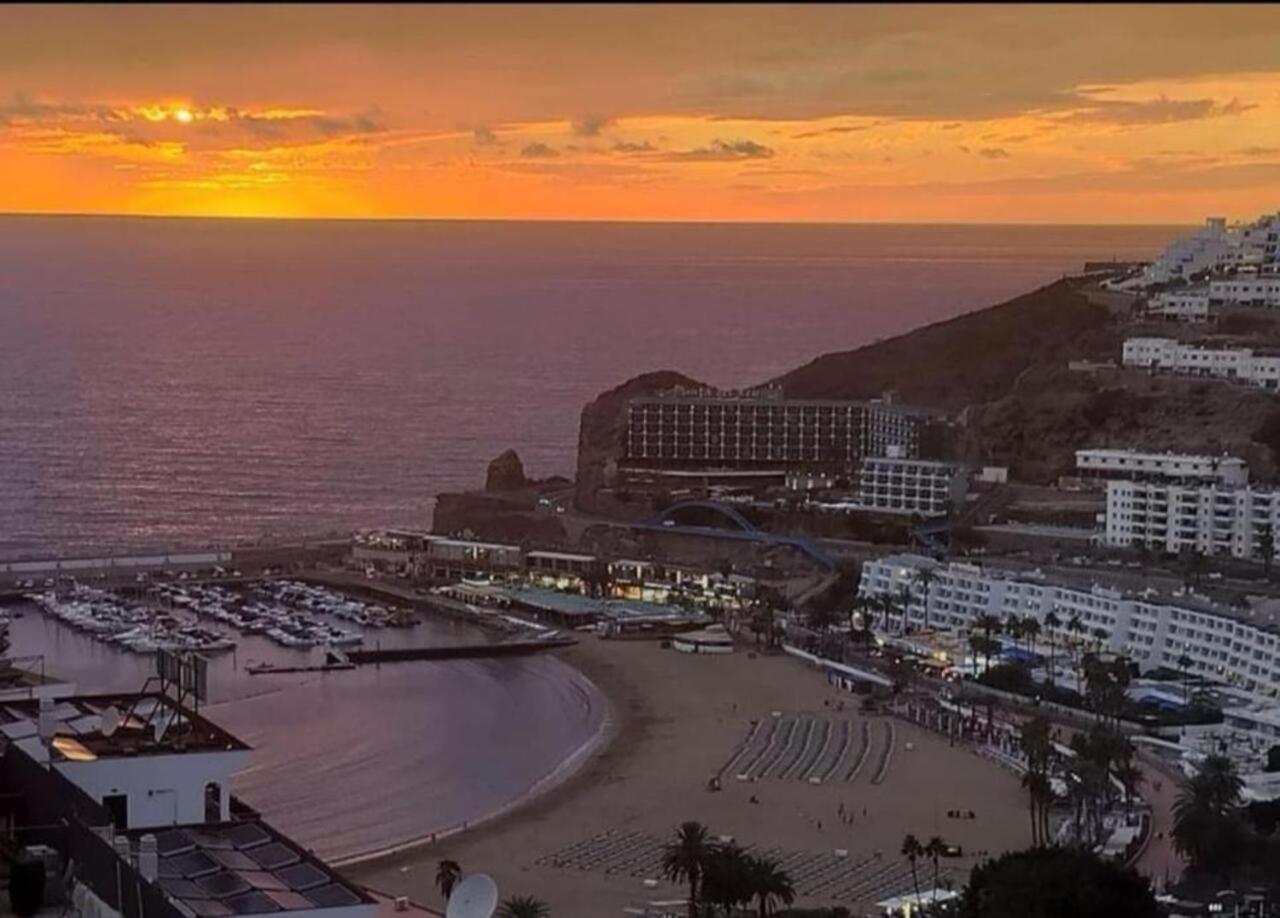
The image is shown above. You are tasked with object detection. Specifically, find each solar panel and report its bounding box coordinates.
[189,829,236,851]
[195,872,251,899]
[156,829,197,857]
[274,862,328,892]
[263,891,314,911]
[305,883,362,909]
[0,720,37,740]
[210,850,261,872]
[236,870,287,892]
[223,891,282,915]
[245,843,298,871]
[225,822,273,850]
[159,878,209,900]
[170,851,221,879]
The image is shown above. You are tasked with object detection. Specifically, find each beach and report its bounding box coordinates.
[347,638,1030,917]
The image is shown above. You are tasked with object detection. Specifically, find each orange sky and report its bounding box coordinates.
[3,4,1280,222]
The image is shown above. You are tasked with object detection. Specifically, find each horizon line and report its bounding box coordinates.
[0,209,1195,228]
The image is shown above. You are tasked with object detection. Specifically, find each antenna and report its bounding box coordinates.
[446,874,498,918]
[100,706,121,738]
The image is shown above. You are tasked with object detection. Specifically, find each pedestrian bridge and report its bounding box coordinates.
[639,500,835,569]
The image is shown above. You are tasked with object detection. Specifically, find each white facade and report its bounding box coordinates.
[1075,447,1248,486]
[858,553,1280,695]
[1121,337,1280,392]
[1115,213,1280,291]
[1209,275,1280,308]
[854,457,959,516]
[56,749,249,830]
[1103,480,1280,560]
[1147,288,1211,321]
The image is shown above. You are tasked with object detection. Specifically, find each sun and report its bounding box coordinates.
[173,108,194,124]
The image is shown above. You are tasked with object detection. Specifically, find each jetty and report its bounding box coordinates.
[348,636,575,664]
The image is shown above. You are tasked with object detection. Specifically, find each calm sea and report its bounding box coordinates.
[0,217,1179,560]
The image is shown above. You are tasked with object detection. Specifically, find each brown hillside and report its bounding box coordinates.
[772,277,1116,410]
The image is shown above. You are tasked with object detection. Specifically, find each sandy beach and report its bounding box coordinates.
[347,637,1030,917]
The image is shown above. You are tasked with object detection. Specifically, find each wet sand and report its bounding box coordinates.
[347,637,1030,917]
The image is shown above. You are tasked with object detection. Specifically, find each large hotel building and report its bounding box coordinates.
[623,386,949,473]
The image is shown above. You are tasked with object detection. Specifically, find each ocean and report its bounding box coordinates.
[0,217,1179,560]
[1,216,1178,860]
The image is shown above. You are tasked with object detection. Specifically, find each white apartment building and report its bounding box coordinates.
[1114,213,1280,291]
[1209,274,1280,309]
[1121,337,1280,392]
[1075,447,1248,486]
[1147,288,1211,321]
[855,456,960,516]
[1102,479,1280,560]
[859,553,1280,695]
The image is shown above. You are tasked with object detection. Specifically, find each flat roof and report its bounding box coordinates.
[130,819,374,915]
[0,693,249,760]
[527,550,597,562]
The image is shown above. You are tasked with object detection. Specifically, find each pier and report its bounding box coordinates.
[347,636,575,664]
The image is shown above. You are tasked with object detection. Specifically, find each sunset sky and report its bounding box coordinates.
[3,4,1280,222]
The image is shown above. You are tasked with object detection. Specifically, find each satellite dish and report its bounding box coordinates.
[446,874,498,918]
[100,706,121,738]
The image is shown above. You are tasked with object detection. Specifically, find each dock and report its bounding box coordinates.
[347,636,575,664]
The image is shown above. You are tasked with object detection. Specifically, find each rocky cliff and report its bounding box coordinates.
[573,369,702,512]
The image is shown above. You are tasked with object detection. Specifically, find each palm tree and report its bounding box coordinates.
[901,834,924,906]
[743,854,794,918]
[1022,617,1041,662]
[1044,610,1062,684]
[1172,754,1245,878]
[435,860,462,903]
[912,566,936,630]
[1177,652,1194,705]
[896,584,915,633]
[498,897,549,918]
[662,821,716,918]
[924,837,947,895]
[701,842,753,917]
[1260,523,1275,577]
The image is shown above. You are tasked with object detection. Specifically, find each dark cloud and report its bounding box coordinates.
[612,140,657,153]
[791,125,870,139]
[472,125,499,145]
[572,113,612,136]
[232,108,385,139]
[977,147,1010,159]
[1062,94,1255,125]
[520,141,559,158]
[658,138,774,162]
[0,91,121,124]
[1238,146,1280,157]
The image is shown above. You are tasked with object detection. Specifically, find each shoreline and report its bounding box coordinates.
[332,649,628,869]
[341,640,648,875]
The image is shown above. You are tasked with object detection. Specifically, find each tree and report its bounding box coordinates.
[959,847,1161,918]
[1177,653,1194,705]
[1019,715,1055,847]
[583,558,613,599]
[663,821,717,918]
[1260,523,1276,577]
[701,842,753,917]
[1043,610,1061,684]
[498,897,549,918]
[924,837,948,895]
[901,834,924,906]
[912,566,937,630]
[435,860,462,902]
[743,854,794,918]
[1172,754,1247,880]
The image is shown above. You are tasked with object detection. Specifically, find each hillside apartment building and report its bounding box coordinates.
[1122,336,1280,392]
